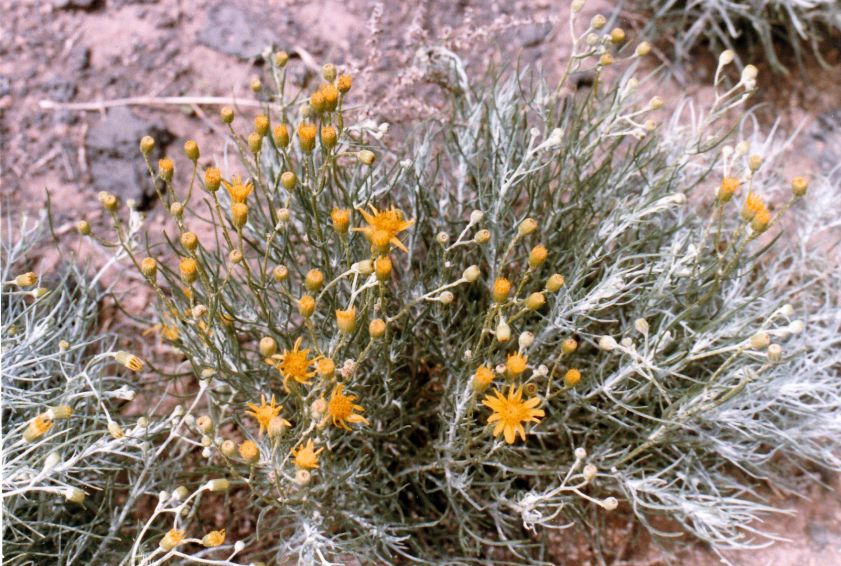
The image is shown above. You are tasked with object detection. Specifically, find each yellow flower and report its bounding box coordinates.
[473,365,495,392]
[741,192,766,221]
[245,394,289,437]
[323,384,368,430]
[506,352,528,377]
[238,440,259,462]
[201,529,226,548]
[221,174,253,204]
[291,438,324,469]
[331,208,351,233]
[718,177,740,202]
[492,278,511,303]
[265,337,316,391]
[160,528,185,551]
[482,385,545,444]
[23,414,53,442]
[354,204,414,253]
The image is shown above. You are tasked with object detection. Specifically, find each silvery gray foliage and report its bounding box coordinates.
[1,217,175,565]
[633,0,841,72]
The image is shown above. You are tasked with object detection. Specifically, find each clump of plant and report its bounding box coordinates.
[631,0,841,72]
[87,5,840,563]
[0,217,186,564]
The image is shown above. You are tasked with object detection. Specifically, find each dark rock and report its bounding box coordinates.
[85,107,173,209]
[43,75,77,102]
[67,45,91,72]
[52,0,100,9]
[200,3,278,59]
[515,22,552,48]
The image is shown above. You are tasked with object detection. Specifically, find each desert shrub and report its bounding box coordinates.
[0,216,185,564]
[84,8,840,565]
[631,0,841,72]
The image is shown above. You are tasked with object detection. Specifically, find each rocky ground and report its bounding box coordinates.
[1,0,839,564]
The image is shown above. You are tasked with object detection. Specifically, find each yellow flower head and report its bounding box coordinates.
[238,440,259,462]
[160,528,185,551]
[24,414,54,442]
[245,394,289,437]
[482,385,545,444]
[354,204,414,253]
[201,529,226,548]
[323,383,368,430]
[266,337,316,391]
[221,174,253,204]
[741,191,766,221]
[473,365,495,392]
[506,352,528,377]
[718,176,740,202]
[291,438,324,469]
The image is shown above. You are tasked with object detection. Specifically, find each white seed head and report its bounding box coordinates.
[469,210,484,224]
[496,319,511,343]
[767,344,783,363]
[634,318,649,335]
[234,540,246,553]
[43,452,61,471]
[583,463,598,481]
[780,304,794,317]
[463,265,481,282]
[750,331,770,350]
[601,497,618,511]
[789,320,805,334]
[518,331,535,350]
[574,447,587,459]
[598,336,617,351]
[718,50,735,66]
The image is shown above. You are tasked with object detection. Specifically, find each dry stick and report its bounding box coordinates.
[39,96,283,112]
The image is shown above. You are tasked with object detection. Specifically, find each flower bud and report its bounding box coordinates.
[273,123,290,148]
[601,497,618,511]
[140,135,155,155]
[518,331,534,350]
[238,440,259,463]
[254,115,269,137]
[598,336,617,351]
[649,96,664,110]
[545,273,564,293]
[610,27,626,44]
[298,123,317,153]
[518,218,538,236]
[259,337,277,357]
[305,269,325,292]
[202,529,227,548]
[295,469,311,486]
[268,416,289,439]
[108,421,124,439]
[275,51,289,67]
[98,191,118,212]
[336,308,357,334]
[463,265,481,282]
[14,272,37,287]
[65,487,86,504]
[183,139,199,162]
[750,331,770,350]
[337,73,352,93]
[76,220,91,236]
[767,344,783,363]
[495,319,511,343]
[375,256,392,281]
[564,368,581,387]
[528,245,548,268]
[231,202,248,229]
[791,176,808,197]
[492,278,511,303]
[170,201,183,218]
[247,131,263,154]
[369,318,387,338]
[357,149,376,166]
[298,295,316,318]
[220,106,234,124]
[474,229,491,244]
[439,291,454,305]
[179,257,197,285]
[591,14,606,29]
[321,126,337,149]
[180,231,198,252]
[331,208,351,233]
[525,292,545,310]
[281,171,297,190]
[719,50,735,66]
[561,338,578,354]
[468,366,494,395]
[635,41,651,57]
[115,350,144,372]
[220,440,236,457]
[273,265,288,282]
[197,415,213,434]
[599,53,614,67]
